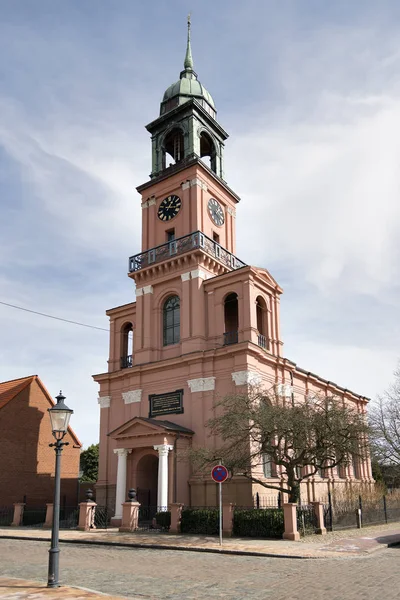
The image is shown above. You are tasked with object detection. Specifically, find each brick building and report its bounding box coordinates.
[0,375,81,507]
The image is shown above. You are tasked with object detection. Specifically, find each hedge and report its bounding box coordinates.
[233,508,284,538]
[180,508,219,535]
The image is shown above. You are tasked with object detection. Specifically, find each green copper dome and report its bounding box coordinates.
[160,17,216,117]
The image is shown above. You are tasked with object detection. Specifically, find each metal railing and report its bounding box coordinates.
[258,334,267,349]
[0,506,13,526]
[120,355,133,369]
[223,330,239,346]
[128,231,246,273]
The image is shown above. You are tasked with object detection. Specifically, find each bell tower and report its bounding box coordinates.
[148,16,226,180]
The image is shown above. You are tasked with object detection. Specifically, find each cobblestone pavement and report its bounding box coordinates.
[0,539,400,600]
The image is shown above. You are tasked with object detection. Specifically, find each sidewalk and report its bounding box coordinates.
[0,577,131,600]
[1,523,400,559]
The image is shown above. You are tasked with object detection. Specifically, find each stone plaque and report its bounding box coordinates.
[149,389,184,418]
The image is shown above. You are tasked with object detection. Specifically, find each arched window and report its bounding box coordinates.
[200,131,217,173]
[224,293,238,345]
[163,128,185,168]
[121,323,133,369]
[256,296,268,350]
[163,296,180,346]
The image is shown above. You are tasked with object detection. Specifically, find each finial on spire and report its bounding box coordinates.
[184,13,194,70]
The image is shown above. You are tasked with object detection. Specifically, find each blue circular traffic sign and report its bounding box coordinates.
[211,464,229,483]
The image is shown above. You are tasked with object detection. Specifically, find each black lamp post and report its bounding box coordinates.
[47,391,73,588]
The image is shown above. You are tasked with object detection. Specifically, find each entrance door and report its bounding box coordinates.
[136,454,158,523]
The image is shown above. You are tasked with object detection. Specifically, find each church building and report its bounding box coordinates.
[93,21,373,522]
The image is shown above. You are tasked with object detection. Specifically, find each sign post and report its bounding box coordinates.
[211,464,229,546]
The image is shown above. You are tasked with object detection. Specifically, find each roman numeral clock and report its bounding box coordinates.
[157,195,182,221]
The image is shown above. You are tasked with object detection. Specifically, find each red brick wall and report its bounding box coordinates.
[0,379,81,507]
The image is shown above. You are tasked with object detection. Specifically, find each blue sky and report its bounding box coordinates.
[1,1,399,447]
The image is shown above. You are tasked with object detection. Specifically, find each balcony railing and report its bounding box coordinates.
[223,330,239,346]
[129,231,246,273]
[258,334,267,349]
[120,355,133,369]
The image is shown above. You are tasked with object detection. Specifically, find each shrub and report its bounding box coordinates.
[233,508,284,538]
[180,508,219,535]
[154,511,171,530]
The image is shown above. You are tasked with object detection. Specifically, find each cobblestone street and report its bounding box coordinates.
[0,539,399,599]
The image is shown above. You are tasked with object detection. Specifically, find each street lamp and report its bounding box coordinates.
[47,391,73,588]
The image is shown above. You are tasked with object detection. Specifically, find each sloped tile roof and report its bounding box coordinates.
[0,375,35,410]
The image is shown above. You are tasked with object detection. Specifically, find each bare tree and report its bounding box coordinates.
[370,369,400,468]
[190,387,368,503]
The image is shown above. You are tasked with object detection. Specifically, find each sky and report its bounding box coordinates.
[1,1,399,448]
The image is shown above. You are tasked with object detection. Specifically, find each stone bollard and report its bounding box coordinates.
[169,503,184,534]
[44,503,54,529]
[311,501,327,535]
[222,503,234,537]
[11,503,25,527]
[118,490,140,532]
[282,503,300,541]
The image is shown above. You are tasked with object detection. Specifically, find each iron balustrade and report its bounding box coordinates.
[223,330,239,346]
[128,231,246,273]
[258,334,267,349]
[120,355,133,369]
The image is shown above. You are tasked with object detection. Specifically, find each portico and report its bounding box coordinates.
[108,417,193,524]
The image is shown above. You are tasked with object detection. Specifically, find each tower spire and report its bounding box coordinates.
[184,13,194,71]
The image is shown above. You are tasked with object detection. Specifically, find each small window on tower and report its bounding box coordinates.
[213,232,220,244]
[166,229,175,242]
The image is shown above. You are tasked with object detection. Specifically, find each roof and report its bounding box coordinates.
[0,375,35,410]
[143,418,194,434]
[0,374,82,446]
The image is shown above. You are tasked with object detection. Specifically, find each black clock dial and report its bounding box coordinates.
[208,198,225,227]
[157,194,182,221]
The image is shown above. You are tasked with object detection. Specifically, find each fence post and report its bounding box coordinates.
[44,503,54,528]
[383,495,388,524]
[77,500,96,531]
[169,503,184,534]
[119,501,141,532]
[283,503,300,541]
[311,501,327,535]
[11,503,25,527]
[222,503,234,537]
[328,491,333,532]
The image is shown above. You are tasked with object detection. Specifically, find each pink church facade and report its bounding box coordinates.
[93,24,372,521]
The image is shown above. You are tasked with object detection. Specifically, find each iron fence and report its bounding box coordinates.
[0,506,13,526]
[59,506,79,529]
[297,505,318,536]
[22,507,46,527]
[136,506,170,532]
[93,505,111,529]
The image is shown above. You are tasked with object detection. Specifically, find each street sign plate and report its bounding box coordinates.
[211,464,229,483]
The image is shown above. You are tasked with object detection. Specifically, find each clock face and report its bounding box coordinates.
[208,198,225,227]
[157,194,182,221]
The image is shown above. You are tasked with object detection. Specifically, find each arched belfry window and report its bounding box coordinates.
[163,128,185,169]
[121,323,133,369]
[223,293,238,345]
[163,296,180,346]
[256,296,268,350]
[200,131,217,173]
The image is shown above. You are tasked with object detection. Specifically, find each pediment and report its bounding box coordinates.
[250,266,283,294]
[108,416,193,440]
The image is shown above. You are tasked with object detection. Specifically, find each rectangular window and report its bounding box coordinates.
[166,229,175,241]
[213,232,220,244]
[263,455,272,478]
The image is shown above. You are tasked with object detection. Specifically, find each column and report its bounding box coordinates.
[154,444,173,511]
[113,448,131,519]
